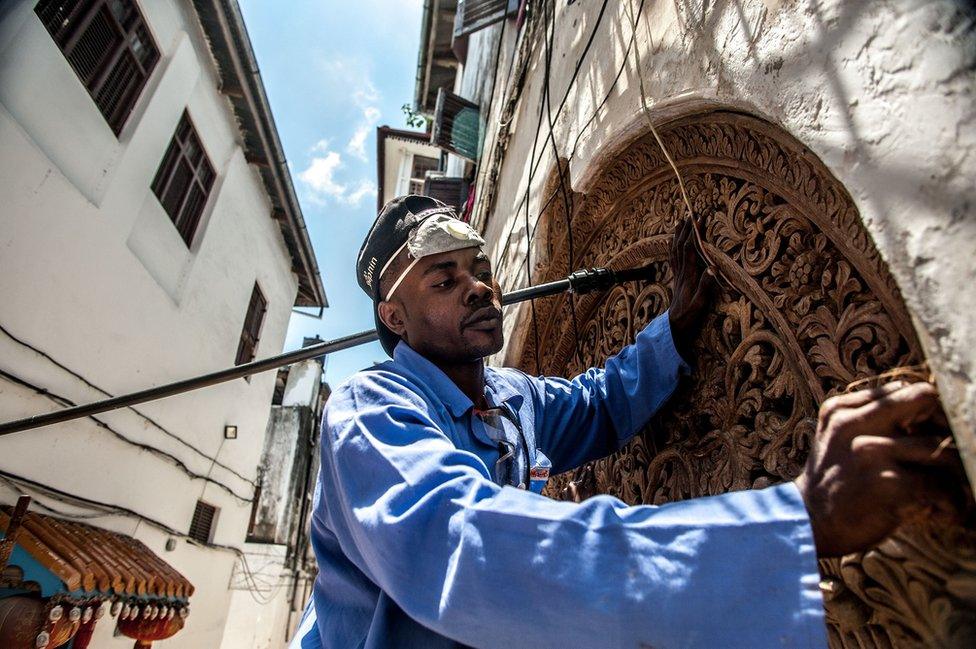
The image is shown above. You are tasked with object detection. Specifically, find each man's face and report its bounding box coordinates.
[378,246,504,364]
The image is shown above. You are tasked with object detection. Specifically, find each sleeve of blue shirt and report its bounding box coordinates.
[527,311,689,473]
[318,368,826,648]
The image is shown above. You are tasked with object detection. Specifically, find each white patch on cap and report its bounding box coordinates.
[446,220,472,239]
[383,214,486,301]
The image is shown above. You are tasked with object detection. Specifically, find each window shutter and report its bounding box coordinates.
[431,89,482,161]
[235,284,267,366]
[453,0,520,38]
[151,112,216,246]
[188,500,218,544]
[423,176,469,217]
[35,0,159,135]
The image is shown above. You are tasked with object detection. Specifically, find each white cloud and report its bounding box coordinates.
[346,180,377,206]
[309,138,332,154]
[352,81,380,108]
[299,151,345,199]
[298,147,376,207]
[346,106,381,161]
[316,58,382,161]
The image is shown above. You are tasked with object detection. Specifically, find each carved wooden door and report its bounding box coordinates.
[514,111,975,646]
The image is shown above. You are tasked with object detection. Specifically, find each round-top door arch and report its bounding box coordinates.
[514,109,975,647]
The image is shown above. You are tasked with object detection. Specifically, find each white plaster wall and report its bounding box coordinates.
[381,135,444,205]
[219,543,296,649]
[0,0,303,646]
[282,359,323,408]
[469,1,976,480]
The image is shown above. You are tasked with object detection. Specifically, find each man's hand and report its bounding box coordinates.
[668,217,714,359]
[795,381,965,557]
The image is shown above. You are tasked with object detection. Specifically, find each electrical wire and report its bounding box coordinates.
[0,322,255,487]
[0,369,252,503]
[0,467,201,541]
[470,10,508,209]
[623,0,725,287]
[0,468,281,605]
[516,0,553,374]
[492,0,647,277]
[541,0,584,370]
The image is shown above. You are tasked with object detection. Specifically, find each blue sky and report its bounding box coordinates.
[238,0,424,387]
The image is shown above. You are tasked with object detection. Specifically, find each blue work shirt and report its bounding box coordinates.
[299,312,826,648]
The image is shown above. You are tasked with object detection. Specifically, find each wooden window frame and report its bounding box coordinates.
[408,154,440,195]
[151,111,216,247]
[431,89,482,161]
[236,283,268,366]
[35,0,160,135]
[453,0,520,39]
[423,176,470,219]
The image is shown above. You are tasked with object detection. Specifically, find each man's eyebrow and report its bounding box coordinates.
[422,260,457,276]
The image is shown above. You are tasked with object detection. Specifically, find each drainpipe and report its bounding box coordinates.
[415,1,435,111]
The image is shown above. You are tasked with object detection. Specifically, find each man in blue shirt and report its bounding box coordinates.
[297,195,954,648]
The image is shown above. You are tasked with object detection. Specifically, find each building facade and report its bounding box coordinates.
[0,0,324,646]
[219,350,328,649]
[409,0,975,646]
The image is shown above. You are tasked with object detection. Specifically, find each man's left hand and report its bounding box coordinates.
[668,217,715,360]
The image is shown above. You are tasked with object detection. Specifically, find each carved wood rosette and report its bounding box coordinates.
[514,111,976,646]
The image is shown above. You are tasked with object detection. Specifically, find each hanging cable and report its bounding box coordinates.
[0,322,255,486]
[624,0,728,288]
[471,12,508,215]
[516,1,556,375]
[541,0,584,369]
[0,469,286,604]
[493,0,648,275]
[0,369,252,503]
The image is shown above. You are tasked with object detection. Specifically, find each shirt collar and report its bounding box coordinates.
[484,371,525,413]
[393,340,473,417]
[392,341,524,417]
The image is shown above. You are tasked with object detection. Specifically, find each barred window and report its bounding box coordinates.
[408,155,439,195]
[151,112,216,246]
[35,0,160,135]
[236,284,267,366]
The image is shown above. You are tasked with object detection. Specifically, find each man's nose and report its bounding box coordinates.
[463,273,493,305]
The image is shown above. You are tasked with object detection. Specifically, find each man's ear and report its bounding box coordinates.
[377,300,407,336]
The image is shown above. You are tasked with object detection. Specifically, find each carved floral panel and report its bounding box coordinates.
[513,111,976,647]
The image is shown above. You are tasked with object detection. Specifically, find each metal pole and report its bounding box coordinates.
[0,329,377,436]
[0,265,653,436]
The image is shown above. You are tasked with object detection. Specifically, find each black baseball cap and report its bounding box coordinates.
[357,195,461,356]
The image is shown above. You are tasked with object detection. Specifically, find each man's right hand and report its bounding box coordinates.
[795,381,965,557]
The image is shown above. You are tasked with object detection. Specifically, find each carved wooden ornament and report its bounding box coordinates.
[513,110,976,647]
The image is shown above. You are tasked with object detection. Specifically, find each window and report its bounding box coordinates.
[453,0,520,39]
[188,500,217,544]
[35,0,160,135]
[408,155,440,195]
[151,112,216,246]
[236,283,267,366]
[431,89,482,160]
[423,176,470,218]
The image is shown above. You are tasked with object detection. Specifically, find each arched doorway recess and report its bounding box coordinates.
[514,110,976,646]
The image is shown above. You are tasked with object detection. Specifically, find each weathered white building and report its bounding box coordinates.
[412,0,975,646]
[0,0,324,647]
[376,124,471,217]
[219,351,328,649]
